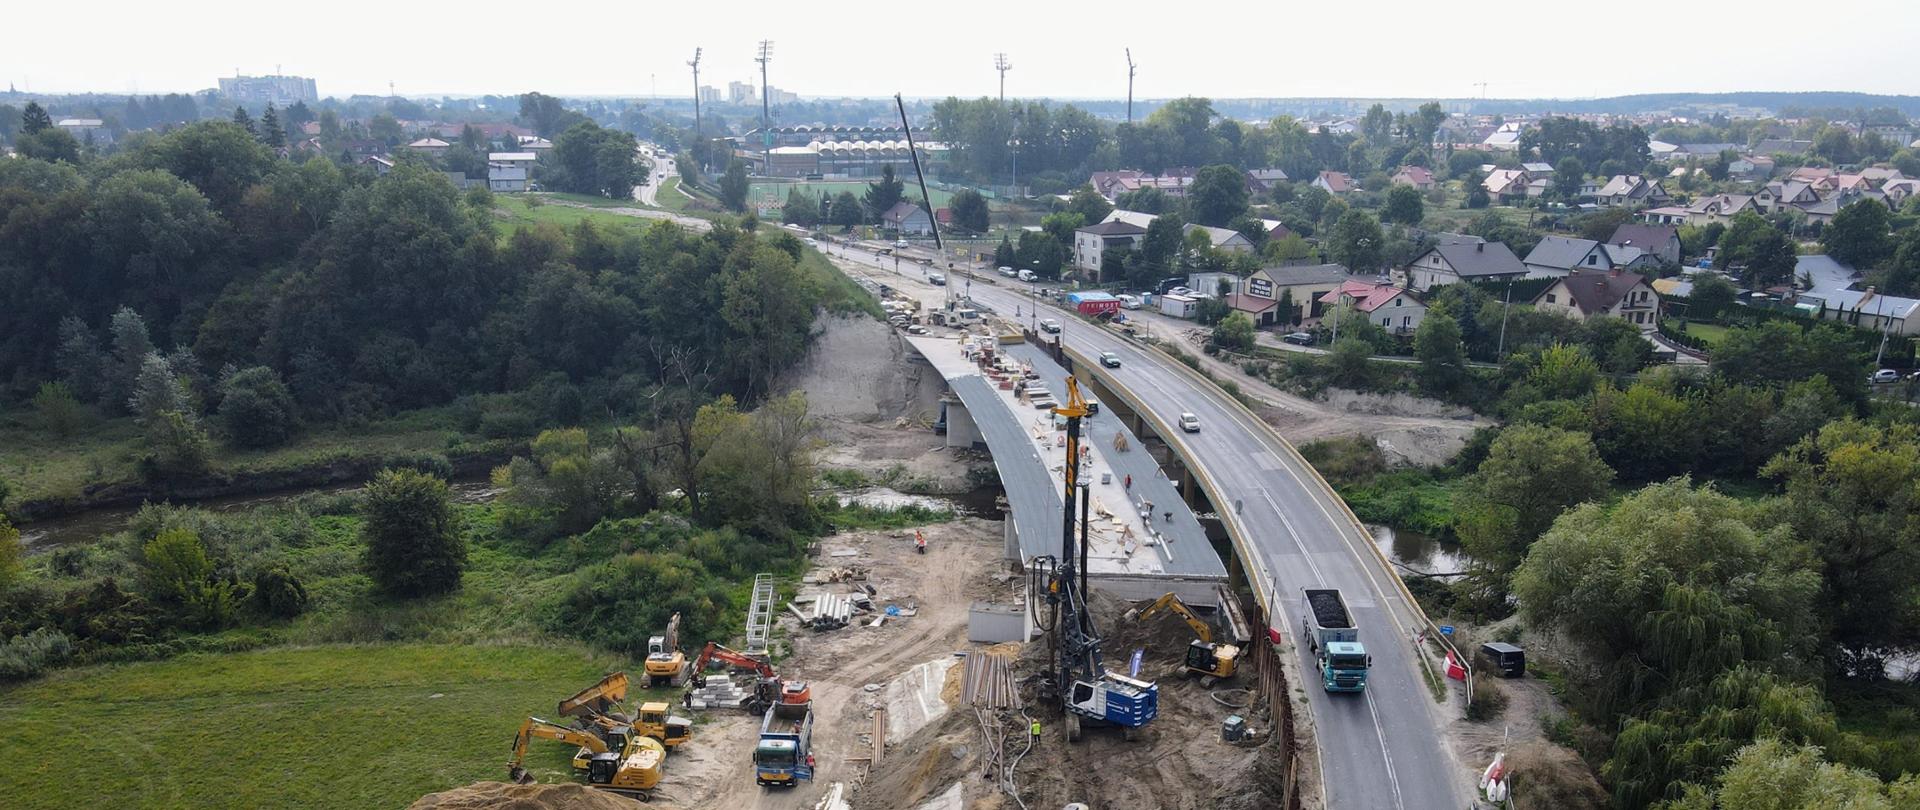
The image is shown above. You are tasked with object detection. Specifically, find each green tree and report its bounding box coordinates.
[1412,311,1466,392]
[145,409,212,481]
[994,235,1015,267]
[258,103,285,150]
[230,106,255,136]
[1514,481,1820,719]
[32,382,86,438]
[862,164,905,220]
[948,188,990,233]
[1326,338,1374,388]
[1821,199,1893,270]
[1065,185,1113,225]
[1456,425,1612,582]
[217,366,296,449]
[19,101,51,134]
[18,128,80,163]
[128,354,190,427]
[0,513,19,594]
[1015,230,1067,279]
[1688,275,1738,320]
[1382,183,1424,225]
[828,190,863,229]
[495,428,626,536]
[1657,738,1920,810]
[1213,312,1256,352]
[781,187,819,227]
[142,528,238,629]
[361,468,466,598]
[546,121,646,199]
[1188,163,1250,227]
[1327,209,1384,271]
[719,159,750,213]
[1762,420,1920,674]
[722,239,819,398]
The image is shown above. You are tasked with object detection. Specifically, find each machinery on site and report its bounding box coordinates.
[1034,375,1159,742]
[754,699,816,787]
[645,612,689,687]
[558,672,630,719]
[556,671,693,751]
[507,716,667,798]
[1302,587,1371,692]
[1128,592,1242,686]
[689,641,812,714]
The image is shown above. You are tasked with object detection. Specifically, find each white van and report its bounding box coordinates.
[1017,269,1037,282]
[1117,294,1142,310]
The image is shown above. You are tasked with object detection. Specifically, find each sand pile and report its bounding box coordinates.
[408,781,682,810]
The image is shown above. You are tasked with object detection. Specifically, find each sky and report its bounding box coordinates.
[7,0,1918,101]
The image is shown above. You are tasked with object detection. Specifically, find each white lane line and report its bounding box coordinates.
[1366,689,1406,810]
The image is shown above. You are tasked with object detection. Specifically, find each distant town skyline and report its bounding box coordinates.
[6,0,1918,102]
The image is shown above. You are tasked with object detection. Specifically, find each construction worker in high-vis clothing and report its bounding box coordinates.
[915,529,927,554]
[1030,719,1041,743]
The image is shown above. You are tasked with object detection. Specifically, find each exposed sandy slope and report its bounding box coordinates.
[409,782,681,810]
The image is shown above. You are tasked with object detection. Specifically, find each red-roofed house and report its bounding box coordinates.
[1318,280,1427,335]
[1391,166,1436,191]
[1313,171,1355,194]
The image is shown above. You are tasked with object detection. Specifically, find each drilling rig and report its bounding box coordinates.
[1033,376,1159,741]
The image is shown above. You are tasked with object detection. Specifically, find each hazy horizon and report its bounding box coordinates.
[7,0,1917,101]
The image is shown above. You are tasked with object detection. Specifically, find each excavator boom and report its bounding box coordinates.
[510,716,609,782]
[558,672,629,718]
[1133,592,1215,643]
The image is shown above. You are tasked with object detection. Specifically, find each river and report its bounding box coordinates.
[1369,524,1472,576]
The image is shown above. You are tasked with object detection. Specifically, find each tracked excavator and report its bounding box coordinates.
[1034,376,1159,742]
[1127,592,1242,686]
[507,716,666,799]
[689,641,811,714]
[645,612,688,687]
[557,671,692,751]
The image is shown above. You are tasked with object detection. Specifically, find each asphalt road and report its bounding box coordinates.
[823,242,1469,810]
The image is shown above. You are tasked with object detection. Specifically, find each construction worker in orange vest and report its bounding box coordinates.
[915,529,927,554]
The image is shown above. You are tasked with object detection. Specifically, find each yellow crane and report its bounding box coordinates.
[1129,593,1241,686]
[509,716,666,799]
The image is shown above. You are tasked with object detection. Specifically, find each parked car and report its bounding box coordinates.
[1100,352,1122,368]
[1282,331,1315,346]
[1017,269,1037,282]
[928,273,947,286]
[906,324,929,335]
[1040,319,1061,334]
[1872,368,1900,384]
[999,266,1017,277]
[894,239,910,248]
[1179,412,1201,433]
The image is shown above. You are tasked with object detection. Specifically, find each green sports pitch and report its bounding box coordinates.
[748,180,955,210]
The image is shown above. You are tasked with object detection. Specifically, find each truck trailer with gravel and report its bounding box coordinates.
[1301,587,1371,692]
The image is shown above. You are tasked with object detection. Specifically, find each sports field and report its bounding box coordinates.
[748,180,955,211]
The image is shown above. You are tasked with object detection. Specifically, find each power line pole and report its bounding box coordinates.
[994,53,1012,103]
[687,48,703,163]
[757,40,774,168]
[1125,49,1137,124]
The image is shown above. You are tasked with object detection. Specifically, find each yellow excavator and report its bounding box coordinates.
[557,671,693,749]
[645,612,688,687]
[508,716,666,798]
[1129,592,1241,686]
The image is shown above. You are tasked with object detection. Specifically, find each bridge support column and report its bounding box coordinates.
[1180,467,1200,508]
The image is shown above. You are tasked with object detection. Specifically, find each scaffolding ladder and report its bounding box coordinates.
[744,573,775,656]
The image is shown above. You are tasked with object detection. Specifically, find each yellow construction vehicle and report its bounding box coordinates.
[509,716,667,799]
[558,672,630,719]
[1129,592,1241,686]
[633,701,693,747]
[645,612,688,687]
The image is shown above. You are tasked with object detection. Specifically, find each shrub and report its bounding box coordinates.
[246,565,310,619]
[480,409,538,439]
[0,628,73,681]
[141,528,240,630]
[361,468,466,598]
[1299,435,1388,486]
[380,451,454,480]
[546,551,732,656]
[1466,674,1509,721]
[218,366,298,448]
[32,382,87,438]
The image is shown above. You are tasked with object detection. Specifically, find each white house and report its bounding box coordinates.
[1400,241,1529,291]
[1319,280,1427,335]
[1073,220,1148,278]
[1531,269,1660,332]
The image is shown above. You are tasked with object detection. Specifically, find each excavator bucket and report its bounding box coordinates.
[508,764,535,785]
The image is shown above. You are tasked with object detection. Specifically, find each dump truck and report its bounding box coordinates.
[1301,588,1370,693]
[753,700,815,787]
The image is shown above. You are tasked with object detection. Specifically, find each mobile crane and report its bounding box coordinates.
[688,641,812,714]
[507,716,666,798]
[1035,376,1159,742]
[1128,592,1242,686]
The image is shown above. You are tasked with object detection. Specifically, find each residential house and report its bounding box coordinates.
[1391,166,1436,190]
[1754,138,1813,155]
[1073,220,1148,278]
[1881,178,1920,207]
[1674,142,1738,158]
[406,137,451,157]
[1312,171,1354,194]
[1259,219,1295,242]
[489,151,537,173]
[881,201,934,235]
[1103,210,1159,229]
[1400,241,1529,291]
[1795,254,1858,294]
[1229,263,1352,326]
[1859,167,1906,186]
[1729,154,1775,180]
[1244,168,1290,195]
[54,118,111,146]
[1757,180,1821,212]
[1319,280,1427,335]
[1482,123,1524,151]
[1522,236,1658,277]
[518,136,554,152]
[1483,169,1531,202]
[1531,269,1660,332]
[487,162,528,192]
[1788,166,1837,191]
[1608,223,1683,267]
[1089,170,1143,199]
[1595,175,1669,208]
[1521,162,1554,175]
[1806,287,1920,335]
[361,155,395,176]
[1638,206,1691,227]
[1187,224,1256,254]
[1685,193,1761,226]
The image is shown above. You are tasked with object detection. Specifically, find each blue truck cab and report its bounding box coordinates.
[1303,588,1371,693]
[753,701,814,787]
[1320,640,1372,692]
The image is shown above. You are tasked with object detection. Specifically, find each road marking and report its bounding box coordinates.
[1366,690,1407,810]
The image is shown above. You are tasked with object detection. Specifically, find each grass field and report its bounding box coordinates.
[1681,322,1731,346]
[747,180,954,212]
[493,195,657,236]
[0,643,639,810]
